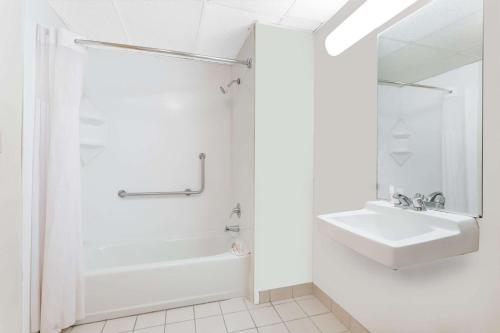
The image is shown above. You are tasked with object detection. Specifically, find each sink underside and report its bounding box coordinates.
[317,201,479,269]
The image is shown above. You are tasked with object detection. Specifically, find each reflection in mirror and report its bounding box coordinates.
[377,0,483,216]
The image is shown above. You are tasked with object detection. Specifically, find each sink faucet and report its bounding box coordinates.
[412,193,426,211]
[426,192,446,210]
[393,191,446,211]
[392,193,412,209]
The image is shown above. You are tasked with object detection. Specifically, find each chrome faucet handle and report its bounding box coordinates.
[230,203,241,218]
[412,193,426,211]
[426,192,446,209]
[428,192,444,200]
[392,193,412,208]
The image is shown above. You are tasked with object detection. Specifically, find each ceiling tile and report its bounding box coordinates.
[384,52,480,83]
[379,44,455,80]
[379,0,483,83]
[381,44,455,70]
[280,16,321,31]
[416,11,483,53]
[48,0,127,42]
[115,0,203,52]
[382,0,483,43]
[196,3,278,58]
[286,0,350,22]
[378,37,408,58]
[460,43,483,59]
[208,0,294,17]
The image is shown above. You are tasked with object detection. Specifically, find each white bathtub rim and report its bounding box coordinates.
[77,289,246,324]
[86,251,248,276]
[84,232,230,248]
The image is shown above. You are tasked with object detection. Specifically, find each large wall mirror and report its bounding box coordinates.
[377,0,483,217]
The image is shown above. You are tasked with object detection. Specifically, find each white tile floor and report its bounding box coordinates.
[65,295,350,333]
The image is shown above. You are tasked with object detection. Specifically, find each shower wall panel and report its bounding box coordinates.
[81,49,233,244]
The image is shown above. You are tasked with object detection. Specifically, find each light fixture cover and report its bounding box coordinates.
[325,0,420,56]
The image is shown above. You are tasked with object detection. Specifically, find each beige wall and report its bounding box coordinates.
[313,0,500,332]
[0,0,24,332]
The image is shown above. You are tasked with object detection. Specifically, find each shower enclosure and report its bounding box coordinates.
[28,23,313,326]
[78,30,255,322]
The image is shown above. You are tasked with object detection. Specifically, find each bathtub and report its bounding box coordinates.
[81,235,249,322]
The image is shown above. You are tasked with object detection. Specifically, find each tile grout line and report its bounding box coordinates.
[193,0,207,52]
[269,299,292,333]
[72,294,347,333]
[242,297,258,332]
[294,297,327,332]
[304,295,351,333]
[274,296,339,333]
[218,301,229,333]
[163,310,167,333]
[110,0,131,43]
[279,0,299,24]
[132,315,139,332]
[193,305,198,333]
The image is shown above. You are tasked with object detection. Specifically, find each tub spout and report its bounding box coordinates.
[225,225,240,232]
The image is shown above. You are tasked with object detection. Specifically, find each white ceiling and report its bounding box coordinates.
[48,0,350,58]
[378,0,483,83]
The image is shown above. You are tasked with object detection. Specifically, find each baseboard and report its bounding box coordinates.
[259,282,371,333]
[312,284,371,333]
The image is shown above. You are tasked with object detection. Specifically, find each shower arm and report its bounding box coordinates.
[227,78,240,87]
[117,153,206,198]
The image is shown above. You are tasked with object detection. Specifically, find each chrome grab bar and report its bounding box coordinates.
[117,153,206,198]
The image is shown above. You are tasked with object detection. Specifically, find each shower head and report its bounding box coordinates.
[219,78,241,94]
[228,78,241,88]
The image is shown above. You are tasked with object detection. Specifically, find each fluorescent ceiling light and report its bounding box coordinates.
[325,0,420,56]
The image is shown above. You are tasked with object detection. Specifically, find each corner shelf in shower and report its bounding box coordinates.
[80,112,105,125]
[80,96,107,165]
[80,140,106,149]
[391,132,411,139]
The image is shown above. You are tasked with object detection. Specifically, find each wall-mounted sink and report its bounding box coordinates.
[317,201,479,269]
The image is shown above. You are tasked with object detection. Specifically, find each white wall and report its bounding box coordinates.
[0,0,24,332]
[254,24,314,299]
[231,28,255,298]
[81,49,233,245]
[313,0,500,332]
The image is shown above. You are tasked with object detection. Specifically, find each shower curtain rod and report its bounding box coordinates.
[378,80,453,94]
[74,39,252,68]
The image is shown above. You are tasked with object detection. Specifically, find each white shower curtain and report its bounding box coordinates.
[30,25,87,333]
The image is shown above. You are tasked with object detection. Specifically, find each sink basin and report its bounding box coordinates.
[317,201,479,269]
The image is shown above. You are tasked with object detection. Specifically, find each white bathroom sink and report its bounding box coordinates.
[317,201,479,269]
